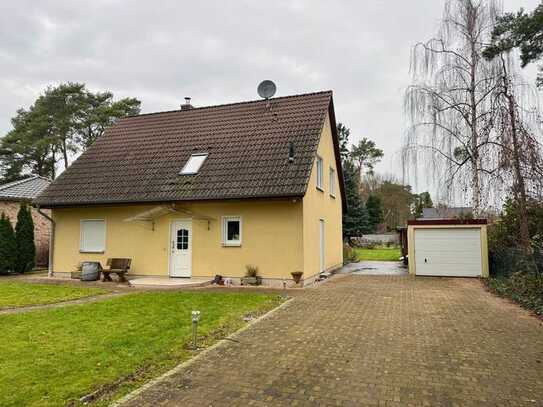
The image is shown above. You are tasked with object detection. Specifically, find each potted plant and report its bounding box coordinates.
[241,265,262,286]
[291,271,303,284]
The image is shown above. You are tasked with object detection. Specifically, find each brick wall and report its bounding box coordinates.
[0,201,51,266]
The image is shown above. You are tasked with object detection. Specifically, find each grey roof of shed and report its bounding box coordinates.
[35,91,345,208]
[0,176,52,201]
[421,207,473,219]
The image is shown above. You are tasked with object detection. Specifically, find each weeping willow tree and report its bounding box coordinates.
[403,0,503,213]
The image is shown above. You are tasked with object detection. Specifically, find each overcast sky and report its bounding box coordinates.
[0,0,540,194]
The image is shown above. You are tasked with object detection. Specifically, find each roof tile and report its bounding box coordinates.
[35,91,335,207]
[0,176,51,201]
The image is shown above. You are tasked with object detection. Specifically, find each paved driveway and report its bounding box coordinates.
[341,260,408,276]
[122,274,543,406]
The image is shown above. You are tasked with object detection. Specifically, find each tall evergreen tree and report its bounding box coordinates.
[366,194,384,233]
[15,205,35,273]
[342,160,371,241]
[350,138,383,180]
[0,83,141,183]
[336,123,351,162]
[0,213,17,274]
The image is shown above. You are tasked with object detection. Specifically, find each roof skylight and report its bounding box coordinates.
[179,153,208,175]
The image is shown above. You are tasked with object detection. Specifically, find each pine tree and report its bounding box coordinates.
[15,204,35,273]
[483,3,543,87]
[342,161,371,240]
[366,194,384,233]
[0,213,17,274]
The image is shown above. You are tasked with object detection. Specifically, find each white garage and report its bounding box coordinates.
[407,220,489,278]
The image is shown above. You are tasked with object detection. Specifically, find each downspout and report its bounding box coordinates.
[36,205,55,277]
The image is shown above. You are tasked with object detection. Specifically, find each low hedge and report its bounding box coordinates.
[487,272,543,316]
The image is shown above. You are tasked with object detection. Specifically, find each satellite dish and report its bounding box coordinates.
[257,80,277,99]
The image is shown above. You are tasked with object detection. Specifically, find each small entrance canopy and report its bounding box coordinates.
[124,205,215,230]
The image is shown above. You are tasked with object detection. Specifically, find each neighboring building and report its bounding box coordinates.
[421,207,473,219]
[35,91,346,286]
[0,176,52,266]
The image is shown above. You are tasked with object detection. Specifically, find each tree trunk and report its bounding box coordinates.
[469,27,481,214]
[500,56,531,252]
[508,97,531,253]
[62,138,69,170]
[51,149,56,180]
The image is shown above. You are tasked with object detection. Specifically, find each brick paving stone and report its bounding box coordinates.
[121,274,543,406]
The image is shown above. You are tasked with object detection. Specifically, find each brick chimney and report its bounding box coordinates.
[181,97,194,110]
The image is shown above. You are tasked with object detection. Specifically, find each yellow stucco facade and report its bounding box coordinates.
[302,113,344,278]
[51,113,343,284]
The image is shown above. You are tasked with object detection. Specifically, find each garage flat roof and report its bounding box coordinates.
[408,219,487,226]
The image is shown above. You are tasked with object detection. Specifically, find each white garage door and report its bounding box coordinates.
[414,228,482,277]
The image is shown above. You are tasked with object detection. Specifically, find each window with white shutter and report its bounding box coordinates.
[80,220,106,252]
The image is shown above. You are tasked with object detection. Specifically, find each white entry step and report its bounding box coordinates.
[129,277,212,288]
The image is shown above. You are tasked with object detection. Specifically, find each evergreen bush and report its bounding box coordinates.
[15,204,35,273]
[0,213,17,274]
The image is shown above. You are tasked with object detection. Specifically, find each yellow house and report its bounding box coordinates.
[35,91,346,286]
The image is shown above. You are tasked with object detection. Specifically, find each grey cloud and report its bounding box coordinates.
[0,0,540,191]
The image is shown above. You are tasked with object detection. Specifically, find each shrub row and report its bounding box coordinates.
[0,204,35,274]
[487,273,543,316]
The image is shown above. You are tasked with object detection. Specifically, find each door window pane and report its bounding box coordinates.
[177,229,189,250]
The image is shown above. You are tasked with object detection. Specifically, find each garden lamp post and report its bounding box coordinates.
[192,310,201,349]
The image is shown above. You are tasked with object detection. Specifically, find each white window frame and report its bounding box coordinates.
[179,153,208,175]
[329,167,336,198]
[222,216,242,247]
[80,219,106,253]
[316,156,324,191]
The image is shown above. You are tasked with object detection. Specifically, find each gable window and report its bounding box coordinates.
[180,153,208,175]
[330,167,336,198]
[222,216,242,246]
[316,156,324,191]
[80,220,106,253]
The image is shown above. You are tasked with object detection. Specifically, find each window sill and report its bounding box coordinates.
[222,242,241,247]
[330,194,336,199]
[79,250,105,254]
[316,186,324,192]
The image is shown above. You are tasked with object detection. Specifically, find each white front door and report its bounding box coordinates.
[170,220,192,277]
[319,219,325,273]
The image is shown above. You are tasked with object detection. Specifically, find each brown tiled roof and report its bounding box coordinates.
[35,91,345,207]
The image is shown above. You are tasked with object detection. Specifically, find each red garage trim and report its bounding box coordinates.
[407,219,487,226]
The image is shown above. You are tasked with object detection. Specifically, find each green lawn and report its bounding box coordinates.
[0,291,281,406]
[0,281,107,309]
[354,246,401,261]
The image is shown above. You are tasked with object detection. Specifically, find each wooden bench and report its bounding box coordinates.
[101,258,132,283]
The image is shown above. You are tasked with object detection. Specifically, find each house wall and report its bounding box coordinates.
[0,201,50,266]
[407,224,489,277]
[52,199,304,283]
[302,113,343,282]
